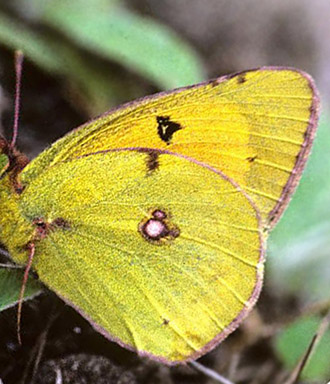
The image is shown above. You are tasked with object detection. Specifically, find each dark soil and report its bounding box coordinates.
[0,278,301,384]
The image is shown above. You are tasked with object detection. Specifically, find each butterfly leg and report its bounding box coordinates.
[17,242,36,345]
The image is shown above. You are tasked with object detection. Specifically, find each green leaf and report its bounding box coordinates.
[0,11,133,114]
[32,0,205,88]
[0,12,64,73]
[268,113,330,301]
[0,1,205,113]
[275,316,330,381]
[270,113,330,240]
[0,268,42,311]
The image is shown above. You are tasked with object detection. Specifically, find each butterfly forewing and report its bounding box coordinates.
[22,67,319,227]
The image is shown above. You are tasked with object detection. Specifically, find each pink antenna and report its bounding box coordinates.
[10,51,24,149]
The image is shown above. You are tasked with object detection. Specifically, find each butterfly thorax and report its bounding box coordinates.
[0,141,33,265]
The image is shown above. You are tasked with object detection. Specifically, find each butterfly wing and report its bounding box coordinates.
[18,149,264,363]
[22,67,320,226]
[12,67,318,363]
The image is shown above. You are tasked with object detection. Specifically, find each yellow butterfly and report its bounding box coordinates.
[0,62,320,364]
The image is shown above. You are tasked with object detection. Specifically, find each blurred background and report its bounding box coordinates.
[0,1,329,383]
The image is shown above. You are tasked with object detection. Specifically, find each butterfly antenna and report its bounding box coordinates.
[17,243,35,345]
[10,51,24,149]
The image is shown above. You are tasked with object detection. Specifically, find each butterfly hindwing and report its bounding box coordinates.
[18,150,264,363]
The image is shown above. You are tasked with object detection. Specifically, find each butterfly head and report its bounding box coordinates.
[0,136,29,192]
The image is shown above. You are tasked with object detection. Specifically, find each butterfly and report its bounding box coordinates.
[0,60,320,364]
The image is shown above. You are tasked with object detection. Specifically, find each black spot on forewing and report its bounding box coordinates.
[211,78,221,87]
[156,116,182,144]
[246,155,258,163]
[162,318,170,326]
[146,151,159,174]
[309,103,317,117]
[237,74,246,84]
